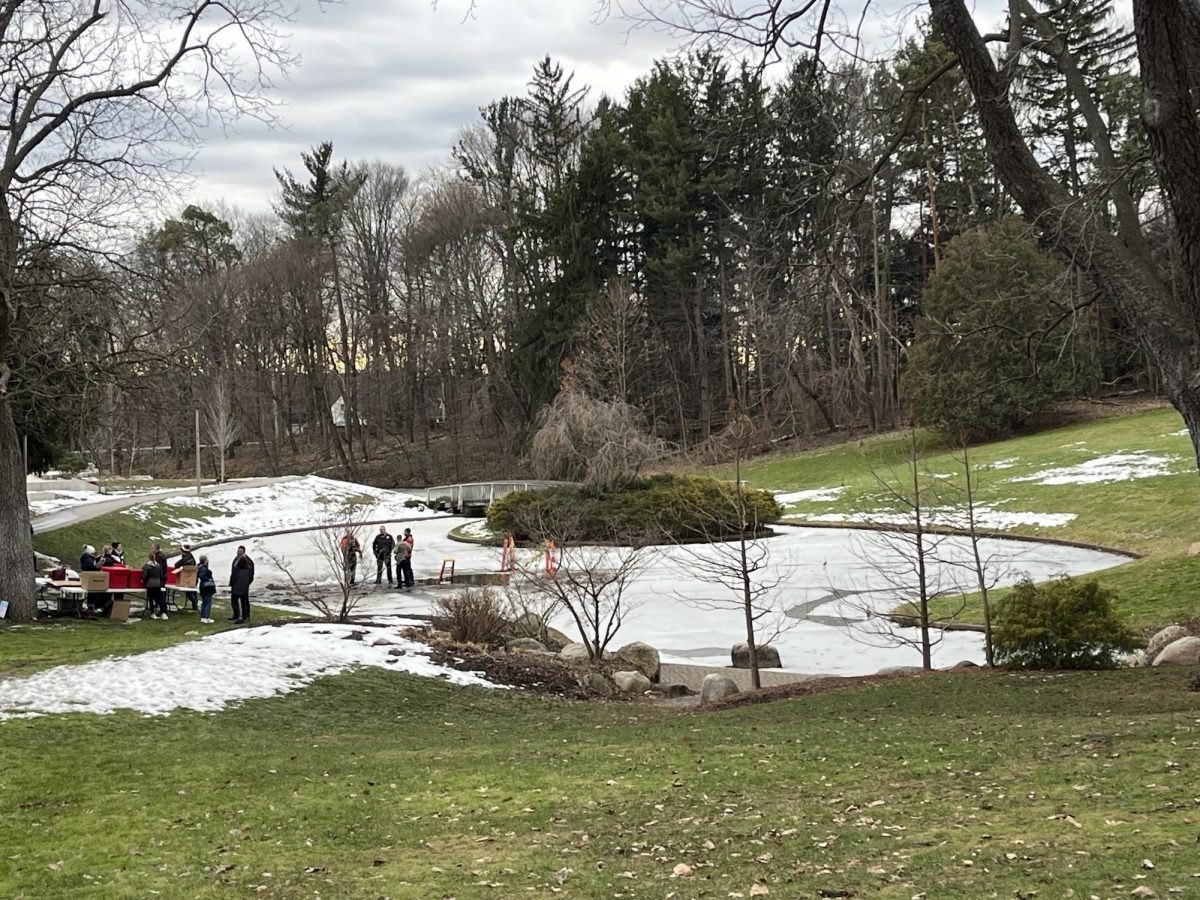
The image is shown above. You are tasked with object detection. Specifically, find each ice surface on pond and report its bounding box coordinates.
[1009,451,1182,485]
[213,523,1128,677]
[0,622,498,721]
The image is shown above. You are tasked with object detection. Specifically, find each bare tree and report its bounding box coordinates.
[842,430,964,670]
[669,427,791,688]
[0,0,292,621]
[504,504,656,662]
[256,503,371,623]
[203,373,240,484]
[528,388,670,487]
[948,444,1000,666]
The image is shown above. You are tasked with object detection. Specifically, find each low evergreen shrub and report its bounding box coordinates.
[993,576,1137,670]
[486,474,781,543]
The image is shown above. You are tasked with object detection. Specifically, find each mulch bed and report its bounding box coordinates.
[428,644,601,700]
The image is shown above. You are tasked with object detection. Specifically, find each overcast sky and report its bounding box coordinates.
[186,1,684,213]
[182,0,1043,216]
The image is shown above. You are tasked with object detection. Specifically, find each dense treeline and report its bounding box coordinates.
[16,4,1155,482]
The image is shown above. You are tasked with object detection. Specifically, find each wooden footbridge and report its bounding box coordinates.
[423,480,576,515]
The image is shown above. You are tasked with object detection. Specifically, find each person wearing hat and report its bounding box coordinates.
[175,544,198,610]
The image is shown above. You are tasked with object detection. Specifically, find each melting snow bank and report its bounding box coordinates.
[0,623,499,722]
[805,505,1076,530]
[1010,451,1182,485]
[775,486,846,506]
[129,475,442,544]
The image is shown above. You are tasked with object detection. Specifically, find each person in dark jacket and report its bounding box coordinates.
[229,545,254,624]
[142,551,167,620]
[372,526,395,586]
[111,541,125,565]
[197,554,218,624]
[152,543,168,581]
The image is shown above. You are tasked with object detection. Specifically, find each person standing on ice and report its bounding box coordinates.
[229,545,254,624]
[372,526,395,586]
[396,532,414,591]
[340,531,362,585]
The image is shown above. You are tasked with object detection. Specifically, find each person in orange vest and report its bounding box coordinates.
[339,531,362,585]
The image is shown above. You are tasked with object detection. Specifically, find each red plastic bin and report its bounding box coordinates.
[127,568,145,590]
[166,568,178,586]
[102,566,131,590]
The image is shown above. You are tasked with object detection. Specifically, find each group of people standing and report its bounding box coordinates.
[339,526,415,590]
[77,541,254,624]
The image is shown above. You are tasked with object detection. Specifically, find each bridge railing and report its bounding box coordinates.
[424,480,577,511]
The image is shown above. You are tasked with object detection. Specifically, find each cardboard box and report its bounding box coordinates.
[108,599,131,622]
[176,566,197,588]
[80,571,109,591]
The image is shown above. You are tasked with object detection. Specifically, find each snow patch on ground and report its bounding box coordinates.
[805,505,1077,530]
[0,623,498,721]
[458,519,496,539]
[1010,451,1182,486]
[130,475,442,543]
[990,458,1018,470]
[775,486,846,505]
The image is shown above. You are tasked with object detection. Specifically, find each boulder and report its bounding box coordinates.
[577,672,613,697]
[731,642,782,669]
[543,626,574,649]
[511,612,546,638]
[613,670,652,693]
[506,637,549,654]
[1146,624,1189,664]
[950,660,980,670]
[616,641,661,682]
[560,642,593,664]
[876,666,924,676]
[1151,636,1200,667]
[700,673,740,705]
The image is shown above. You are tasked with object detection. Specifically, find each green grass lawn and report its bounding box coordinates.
[33,503,232,565]
[719,407,1200,630]
[2,658,1198,899]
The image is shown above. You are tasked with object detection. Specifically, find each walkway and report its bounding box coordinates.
[31,476,303,533]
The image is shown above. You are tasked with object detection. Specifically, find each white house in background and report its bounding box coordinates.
[331,396,367,429]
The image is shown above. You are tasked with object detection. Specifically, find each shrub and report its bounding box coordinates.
[903,217,1098,441]
[486,474,781,543]
[434,587,512,646]
[992,576,1137,670]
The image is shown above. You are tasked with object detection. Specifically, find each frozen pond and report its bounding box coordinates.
[202,521,1130,676]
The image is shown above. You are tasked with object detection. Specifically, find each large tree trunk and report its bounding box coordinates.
[929,0,1200,469]
[0,206,35,621]
[0,396,34,621]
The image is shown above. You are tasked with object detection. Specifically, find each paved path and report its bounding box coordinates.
[31,476,303,533]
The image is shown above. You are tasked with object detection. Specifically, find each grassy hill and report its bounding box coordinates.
[720,406,1200,630]
[3,648,1199,899]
